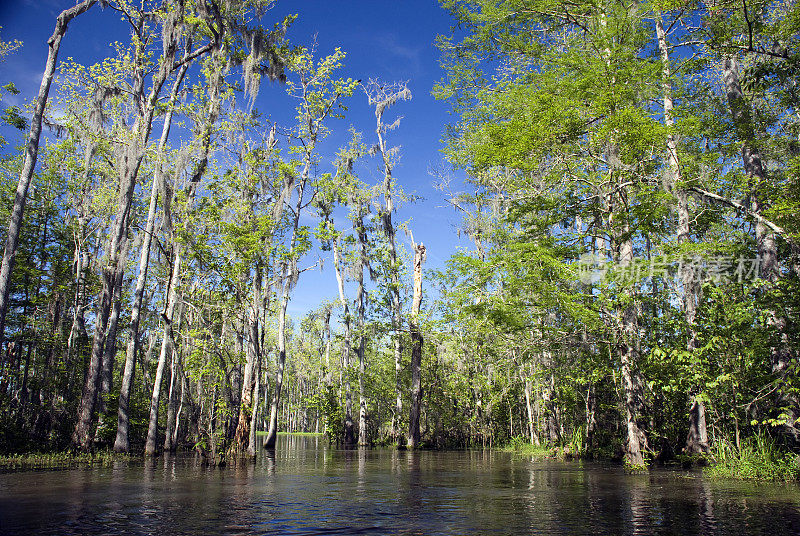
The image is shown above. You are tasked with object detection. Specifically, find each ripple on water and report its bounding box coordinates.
[2,439,800,535]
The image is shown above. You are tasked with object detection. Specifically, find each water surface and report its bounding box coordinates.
[2,435,799,535]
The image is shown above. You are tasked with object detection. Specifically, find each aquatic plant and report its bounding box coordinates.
[705,434,800,481]
[0,450,130,469]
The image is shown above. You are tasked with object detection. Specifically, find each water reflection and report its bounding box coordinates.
[2,436,800,535]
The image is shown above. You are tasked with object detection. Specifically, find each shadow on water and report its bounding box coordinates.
[1,436,800,535]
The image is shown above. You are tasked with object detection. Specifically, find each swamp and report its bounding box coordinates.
[0,0,799,533]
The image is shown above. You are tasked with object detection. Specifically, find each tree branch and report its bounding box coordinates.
[690,186,795,246]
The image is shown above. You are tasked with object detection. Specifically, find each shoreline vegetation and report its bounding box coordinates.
[0,0,797,486]
[3,434,798,482]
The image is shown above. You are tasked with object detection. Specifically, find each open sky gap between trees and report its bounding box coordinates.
[0,0,797,477]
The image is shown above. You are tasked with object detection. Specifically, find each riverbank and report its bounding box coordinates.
[500,437,800,482]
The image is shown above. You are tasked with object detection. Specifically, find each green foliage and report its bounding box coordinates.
[304,386,344,441]
[502,437,552,459]
[706,434,800,482]
[432,0,800,472]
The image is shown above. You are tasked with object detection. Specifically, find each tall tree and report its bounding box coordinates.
[263,47,358,449]
[364,80,411,446]
[407,241,425,449]
[0,0,100,349]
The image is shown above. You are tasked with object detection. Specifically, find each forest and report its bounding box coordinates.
[0,0,797,476]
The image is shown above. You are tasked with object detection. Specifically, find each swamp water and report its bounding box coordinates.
[1,435,800,535]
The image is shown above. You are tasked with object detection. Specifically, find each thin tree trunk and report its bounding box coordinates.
[264,289,287,450]
[247,357,261,457]
[72,210,128,450]
[356,210,368,446]
[265,168,304,450]
[97,251,125,414]
[73,12,186,451]
[65,143,94,380]
[163,302,184,452]
[173,365,186,448]
[93,229,130,444]
[114,61,189,452]
[332,237,355,446]
[656,17,709,456]
[367,84,410,447]
[323,309,332,386]
[524,376,538,446]
[144,245,181,456]
[407,243,425,449]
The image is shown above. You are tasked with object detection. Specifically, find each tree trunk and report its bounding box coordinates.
[93,230,130,444]
[356,211,369,446]
[332,237,355,446]
[263,290,288,450]
[163,302,184,453]
[655,16,709,456]
[368,83,410,447]
[72,211,129,450]
[722,55,797,441]
[115,62,189,452]
[0,0,98,348]
[685,397,709,455]
[247,356,261,457]
[72,9,186,451]
[620,234,647,467]
[407,243,425,449]
[233,269,262,454]
[524,376,539,446]
[323,309,332,386]
[144,245,182,456]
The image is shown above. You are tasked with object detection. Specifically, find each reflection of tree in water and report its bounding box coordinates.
[628,475,650,535]
[357,447,367,494]
[403,450,423,523]
[262,447,276,476]
[698,479,717,534]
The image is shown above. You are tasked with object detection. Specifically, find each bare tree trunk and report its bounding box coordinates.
[265,169,304,450]
[173,365,187,449]
[619,233,647,466]
[65,144,94,381]
[144,245,181,456]
[722,55,796,441]
[407,243,425,449]
[163,302,184,453]
[323,309,332,386]
[0,0,98,348]
[263,289,287,450]
[115,62,189,452]
[93,230,130,444]
[233,269,262,454]
[656,17,709,456]
[356,211,369,446]
[524,376,538,446]
[332,237,355,446]
[585,383,596,450]
[247,357,261,457]
[72,210,129,450]
[366,82,411,447]
[73,11,187,451]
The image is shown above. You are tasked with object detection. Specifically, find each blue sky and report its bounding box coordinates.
[0,1,474,319]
